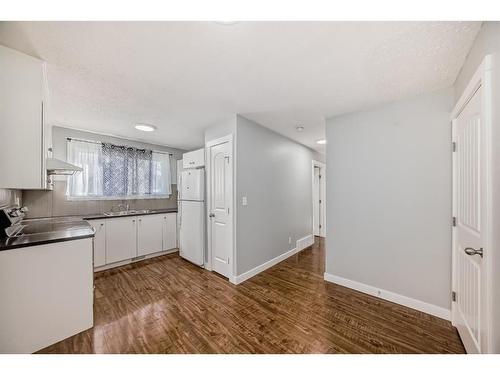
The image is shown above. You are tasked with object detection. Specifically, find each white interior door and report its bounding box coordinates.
[312,161,326,238]
[208,139,233,278]
[313,166,320,236]
[453,86,488,353]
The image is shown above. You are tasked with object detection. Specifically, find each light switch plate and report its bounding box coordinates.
[242,196,248,206]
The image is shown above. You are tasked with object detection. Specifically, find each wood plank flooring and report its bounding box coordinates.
[38,237,465,353]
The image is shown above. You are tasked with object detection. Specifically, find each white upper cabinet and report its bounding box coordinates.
[182,148,205,169]
[137,214,164,257]
[0,45,48,189]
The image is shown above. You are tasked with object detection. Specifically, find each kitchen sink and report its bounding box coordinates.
[103,209,152,217]
[133,209,153,214]
[103,211,129,217]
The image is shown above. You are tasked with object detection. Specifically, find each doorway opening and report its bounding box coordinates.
[206,134,234,281]
[451,55,493,354]
[312,160,326,238]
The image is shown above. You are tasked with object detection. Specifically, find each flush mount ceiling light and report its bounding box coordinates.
[134,124,156,132]
[316,139,327,145]
[214,21,239,26]
[296,126,304,132]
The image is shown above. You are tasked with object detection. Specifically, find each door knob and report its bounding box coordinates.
[464,247,483,258]
[209,213,215,218]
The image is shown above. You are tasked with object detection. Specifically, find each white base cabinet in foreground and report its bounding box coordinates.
[137,214,164,256]
[88,212,177,271]
[92,219,106,267]
[105,216,137,264]
[0,238,93,353]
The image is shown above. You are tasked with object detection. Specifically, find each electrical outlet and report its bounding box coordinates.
[288,237,292,244]
[242,196,248,206]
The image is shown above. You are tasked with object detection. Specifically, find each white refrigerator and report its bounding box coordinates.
[178,168,205,266]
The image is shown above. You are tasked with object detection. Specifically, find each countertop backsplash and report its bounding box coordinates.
[22,180,178,219]
[0,188,21,207]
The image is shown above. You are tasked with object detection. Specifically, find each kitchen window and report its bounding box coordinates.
[66,138,172,200]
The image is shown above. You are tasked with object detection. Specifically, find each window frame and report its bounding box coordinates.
[65,138,173,201]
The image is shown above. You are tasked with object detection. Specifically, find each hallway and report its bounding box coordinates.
[39,238,465,353]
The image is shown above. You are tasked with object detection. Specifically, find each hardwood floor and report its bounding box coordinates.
[38,237,465,353]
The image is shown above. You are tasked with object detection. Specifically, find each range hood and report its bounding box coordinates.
[46,158,82,176]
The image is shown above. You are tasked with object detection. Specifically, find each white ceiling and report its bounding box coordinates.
[0,21,481,152]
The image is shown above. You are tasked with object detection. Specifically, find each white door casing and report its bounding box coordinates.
[452,55,492,354]
[312,160,326,238]
[206,135,234,279]
[313,166,320,236]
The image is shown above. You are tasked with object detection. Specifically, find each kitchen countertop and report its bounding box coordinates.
[83,208,178,220]
[0,217,95,251]
[0,208,178,251]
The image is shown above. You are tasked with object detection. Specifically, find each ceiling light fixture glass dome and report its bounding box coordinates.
[134,124,157,132]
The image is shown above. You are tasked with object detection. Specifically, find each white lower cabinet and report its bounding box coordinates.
[105,216,138,264]
[89,212,177,271]
[0,238,93,353]
[89,219,106,267]
[137,214,163,256]
[163,213,177,250]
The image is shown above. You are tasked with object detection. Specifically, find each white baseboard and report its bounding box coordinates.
[297,234,314,251]
[323,272,451,321]
[233,234,314,285]
[233,246,298,284]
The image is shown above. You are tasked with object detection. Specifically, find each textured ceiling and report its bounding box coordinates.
[0,21,481,152]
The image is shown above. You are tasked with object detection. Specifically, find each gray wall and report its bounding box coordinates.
[235,115,321,275]
[22,126,185,218]
[204,115,237,144]
[325,88,454,309]
[454,21,500,352]
[454,22,500,100]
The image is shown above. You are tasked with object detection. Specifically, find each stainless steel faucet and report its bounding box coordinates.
[116,202,130,212]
